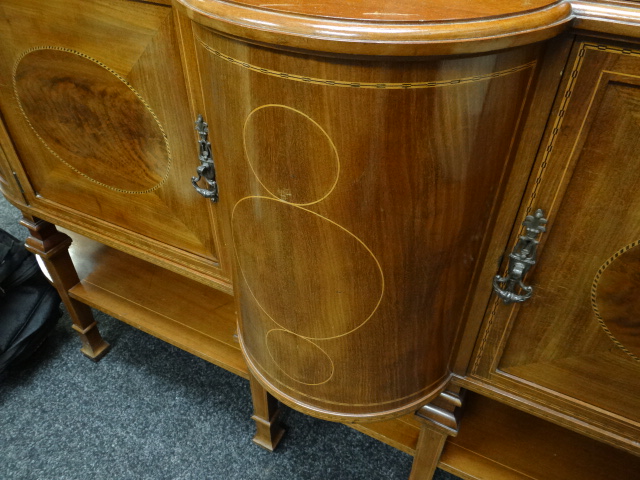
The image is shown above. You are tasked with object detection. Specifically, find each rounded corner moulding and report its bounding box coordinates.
[176,0,575,56]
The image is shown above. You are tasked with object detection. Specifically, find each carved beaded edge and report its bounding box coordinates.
[198,39,536,89]
[591,241,640,362]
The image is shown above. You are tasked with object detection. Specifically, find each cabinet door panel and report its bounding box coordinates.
[0,0,230,285]
[471,40,640,452]
[194,24,545,420]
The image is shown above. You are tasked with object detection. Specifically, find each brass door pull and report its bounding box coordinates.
[192,115,219,202]
[493,209,547,304]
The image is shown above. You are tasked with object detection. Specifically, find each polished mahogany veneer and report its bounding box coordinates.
[175,0,573,56]
[192,25,545,420]
[1,1,640,479]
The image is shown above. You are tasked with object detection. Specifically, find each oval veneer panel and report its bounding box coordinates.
[594,243,640,360]
[14,48,170,193]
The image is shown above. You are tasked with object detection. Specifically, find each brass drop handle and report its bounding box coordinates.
[191,115,219,202]
[493,209,547,304]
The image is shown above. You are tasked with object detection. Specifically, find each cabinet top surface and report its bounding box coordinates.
[180,1,640,55]
[192,0,559,22]
[179,0,582,55]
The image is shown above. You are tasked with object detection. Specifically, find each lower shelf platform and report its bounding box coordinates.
[354,390,640,480]
[64,230,248,379]
[61,230,640,480]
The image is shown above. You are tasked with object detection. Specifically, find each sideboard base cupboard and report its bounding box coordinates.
[1,1,639,478]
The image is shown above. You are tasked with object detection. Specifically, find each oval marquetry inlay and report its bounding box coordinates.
[232,197,384,340]
[243,105,339,205]
[266,330,334,385]
[13,48,171,193]
[593,242,640,361]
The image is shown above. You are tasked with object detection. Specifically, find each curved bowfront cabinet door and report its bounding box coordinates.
[0,0,231,289]
[470,38,640,455]
[192,24,547,421]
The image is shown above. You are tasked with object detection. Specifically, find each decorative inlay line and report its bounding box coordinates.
[231,196,385,341]
[13,46,172,195]
[244,340,450,407]
[524,43,640,217]
[199,39,536,89]
[471,293,501,374]
[591,241,640,362]
[243,104,340,206]
[265,329,335,386]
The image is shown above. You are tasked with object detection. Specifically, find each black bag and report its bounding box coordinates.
[0,228,61,375]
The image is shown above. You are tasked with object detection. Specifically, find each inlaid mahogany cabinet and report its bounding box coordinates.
[0,0,639,479]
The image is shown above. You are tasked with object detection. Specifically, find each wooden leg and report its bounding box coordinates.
[249,373,285,451]
[410,424,449,480]
[409,388,465,480]
[20,215,110,361]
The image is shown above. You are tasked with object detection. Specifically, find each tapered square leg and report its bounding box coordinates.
[20,215,110,361]
[410,425,449,480]
[409,388,464,480]
[249,373,285,451]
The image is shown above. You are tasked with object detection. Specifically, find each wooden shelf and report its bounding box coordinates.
[60,230,640,479]
[353,391,640,480]
[64,230,248,379]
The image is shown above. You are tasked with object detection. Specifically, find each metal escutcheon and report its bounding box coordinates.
[493,209,547,305]
[191,115,219,202]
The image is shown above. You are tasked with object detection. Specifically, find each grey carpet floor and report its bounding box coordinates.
[0,196,460,480]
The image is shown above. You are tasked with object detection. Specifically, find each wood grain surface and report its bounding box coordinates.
[212,0,559,22]
[175,0,571,56]
[0,0,233,289]
[470,39,640,455]
[14,48,170,194]
[192,24,546,420]
[594,243,640,359]
[3,0,640,477]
